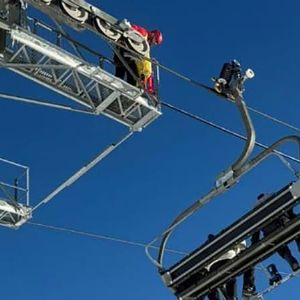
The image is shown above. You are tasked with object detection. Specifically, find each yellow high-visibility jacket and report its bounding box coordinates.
[136,52,152,80]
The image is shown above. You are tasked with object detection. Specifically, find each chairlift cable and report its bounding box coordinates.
[21,5,300,297]
[1,87,298,165]
[246,105,300,133]
[4,14,297,136]
[2,14,300,135]
[0,91,299,165]
[161,101,300,164]
[97,30,300,134]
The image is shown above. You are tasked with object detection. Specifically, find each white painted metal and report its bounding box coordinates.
[61,0,89,23]
[23,0,150,55]
[4,26,160,131]
[41,0,52,5]
[0,157,31,229]
[94,17,121,41]
[0,199,31,228]
[125,31,149,56]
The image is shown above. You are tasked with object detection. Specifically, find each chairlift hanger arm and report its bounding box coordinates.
[236,135,300,178]
[156,89,256,269]
[156,185,227,269]
[231,94,255,171]
[155,136,300,270]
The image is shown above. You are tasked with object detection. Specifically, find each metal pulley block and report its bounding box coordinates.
[60,0,88,23]
[124,29,149,56]
[94,17,121,41]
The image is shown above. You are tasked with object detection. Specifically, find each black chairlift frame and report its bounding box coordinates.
[162,179,300,299]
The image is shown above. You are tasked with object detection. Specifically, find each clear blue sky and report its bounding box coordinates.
[1,0,300,299]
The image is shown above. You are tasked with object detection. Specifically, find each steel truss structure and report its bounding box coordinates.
[0,0,162,228]
[0,157,31,228]
[0,1,161,132]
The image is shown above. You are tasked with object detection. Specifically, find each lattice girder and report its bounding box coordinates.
[1,25,161,131]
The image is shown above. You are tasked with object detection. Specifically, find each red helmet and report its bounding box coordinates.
[149,30,163,45]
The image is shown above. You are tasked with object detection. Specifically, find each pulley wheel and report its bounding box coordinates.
[41,0,52,5]
[60,0,89,23]
[126,31,149,56]
[94,17,121,41]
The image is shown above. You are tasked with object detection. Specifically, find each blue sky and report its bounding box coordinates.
[1,0,300,299]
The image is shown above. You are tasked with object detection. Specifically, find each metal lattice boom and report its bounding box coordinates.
[0,22,161,131]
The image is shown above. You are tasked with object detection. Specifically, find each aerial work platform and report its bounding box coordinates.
[0,24,160,131]
[161,179,300,299]
[0,0,162,229]
[0,0,161,132]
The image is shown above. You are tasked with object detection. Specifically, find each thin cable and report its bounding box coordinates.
[247,106,300,133]
[27,221,186,256]
[256,265,300,278]
[0,93,96,115]
[28,222,300,280]
[275,153,299,177]
[2,90,299,165]
[96,29,300,134]
[161,101,300,164]
[52,18,85,60]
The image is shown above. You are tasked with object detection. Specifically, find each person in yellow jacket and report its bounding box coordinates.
[132,26,162,94]
[114,24,163,94]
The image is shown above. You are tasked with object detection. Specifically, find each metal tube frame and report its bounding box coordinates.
[150,72,300,269]
[154,135,300,270]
